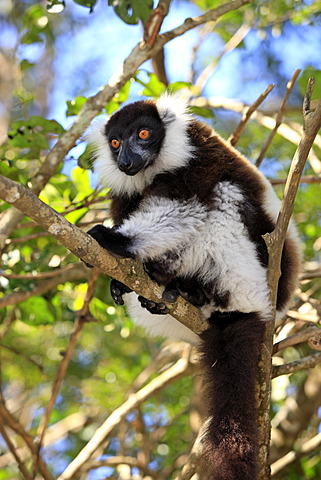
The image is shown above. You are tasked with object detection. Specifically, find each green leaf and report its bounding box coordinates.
[189,105,216,120]
[19,296,55,325]
[78,144,94,169]
[105,80,131,115]
[168,81,193,92]
[108,0,153,25]
[20,59,35,71]
[46,0,66,13]
[135,72,166,97]
[71,166,91,197]
[298,67,321,99]
[73,0,97,13]
[66,96,87,116]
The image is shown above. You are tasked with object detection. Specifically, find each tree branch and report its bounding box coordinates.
[0,0,255,243]
[272,352,321,378]
[228,83,275,146]
[257,79,321,480]
[255,69,301,167]
[0,422,32,480]
[0,400,54,480]
[57,355,193,480]
[273,326,321,354]
[0,263,88,308]
[271,433,321,476]
[0,174,208,334]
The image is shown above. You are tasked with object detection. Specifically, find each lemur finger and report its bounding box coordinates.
[110,279,132,305]
[138,296,170,315]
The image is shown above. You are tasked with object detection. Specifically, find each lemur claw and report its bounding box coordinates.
[138,296,170,315]
[110,279,132,306]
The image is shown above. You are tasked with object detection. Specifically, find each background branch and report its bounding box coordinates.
[57,355,193,480]
[257,79,321,480]
[0,0,255,244]
[271,433,321,476]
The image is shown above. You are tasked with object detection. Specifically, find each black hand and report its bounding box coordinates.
[110,279,133,306]
[162,285,179,303]
[87,224,134,259]
[138,296,169,315]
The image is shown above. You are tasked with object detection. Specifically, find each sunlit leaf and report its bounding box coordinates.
[108,0,153,25]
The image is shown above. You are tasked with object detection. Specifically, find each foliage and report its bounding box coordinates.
[0,0,321,479]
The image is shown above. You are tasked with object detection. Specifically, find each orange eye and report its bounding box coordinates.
[138,129,150,140]
[110,138,120,149]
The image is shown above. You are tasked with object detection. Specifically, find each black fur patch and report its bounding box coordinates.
[199,311,264,480]
[104,101,166,169]
[110,193,142,225]
[87,225,134,258]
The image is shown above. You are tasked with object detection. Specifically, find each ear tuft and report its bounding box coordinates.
[156,93,190,125]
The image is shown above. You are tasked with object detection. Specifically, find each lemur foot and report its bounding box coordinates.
[110,279,133,306]
[162,286,179,303]
[138,296,170,315]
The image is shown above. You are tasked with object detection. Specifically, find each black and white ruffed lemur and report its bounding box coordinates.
[86,94,300,480]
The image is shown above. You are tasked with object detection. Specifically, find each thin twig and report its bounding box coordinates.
[228,83,275,146]
[1,263,77,280]
[81,456,156,476]
[0,263,88,309]
[270,175,321,185]
[0,401,54,480]
[256,69,301,167]
[57,356,193,480]
[0,343,44,371]
[36,268,98,453]
[193,97,321,170]
[273,326,321,355]
[258,77,321,480]
[272,351,321,378]
[194,22,251,94]
[271,433,321,476]
[0,422,33,480]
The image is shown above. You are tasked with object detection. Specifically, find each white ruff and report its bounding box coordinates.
[124,292,200,345]
[88,94,194,195]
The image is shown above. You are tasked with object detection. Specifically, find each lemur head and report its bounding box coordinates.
[89,94,194,195]
[105,101,166,176]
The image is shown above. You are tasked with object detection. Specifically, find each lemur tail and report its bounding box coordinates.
[198,311,264,480]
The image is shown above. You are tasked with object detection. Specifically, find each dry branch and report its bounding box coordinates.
[0,263,87,308]
[273,326,321,354]
[256,69,301,167]
[228,83,275,146]
[0,174,208,334]
[272,352,321,378]
[37,269,99,456]
[0,0,255,244]
[257,79,321,480]
[0,401,54,480]
[0,422,32,480]
[271,432,321,476]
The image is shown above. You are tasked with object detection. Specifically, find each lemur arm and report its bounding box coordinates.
[103,196,206,261]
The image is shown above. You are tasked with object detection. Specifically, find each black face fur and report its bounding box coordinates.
[104,101,166,176]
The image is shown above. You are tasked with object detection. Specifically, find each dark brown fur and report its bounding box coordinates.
[199,312,264,480]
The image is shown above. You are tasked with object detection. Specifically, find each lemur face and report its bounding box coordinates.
[104,102,166,176]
